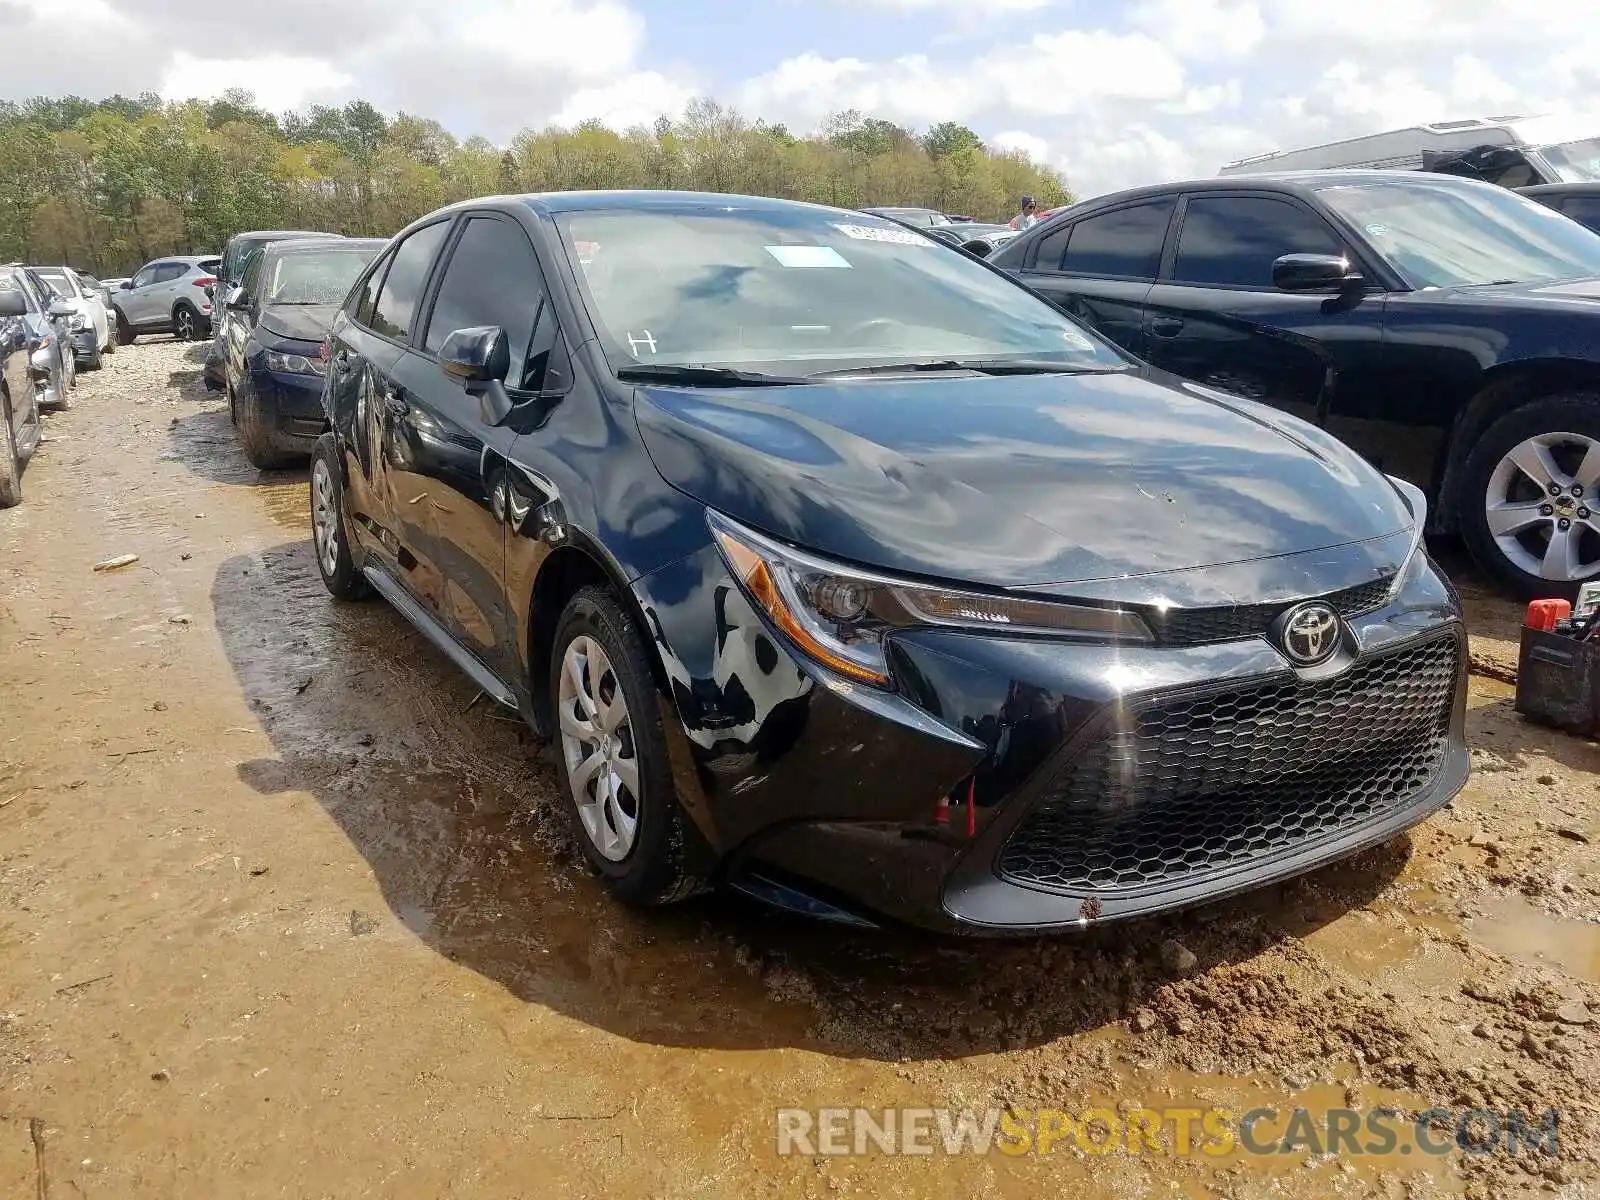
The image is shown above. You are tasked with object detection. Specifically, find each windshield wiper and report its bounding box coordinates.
[809,359,1128,379]
[616,363,808,387]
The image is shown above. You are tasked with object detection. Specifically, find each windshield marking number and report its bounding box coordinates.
[627,330,657,355]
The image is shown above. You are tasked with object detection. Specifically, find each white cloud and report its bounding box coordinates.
[159,52,354,116]
[550,72,696,130]
[1131,0,1265,60]
[991,130,1049,162]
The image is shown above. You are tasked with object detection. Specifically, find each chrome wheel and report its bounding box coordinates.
[174,309,194,340]
[1485,431,1600,583]
[310,458,340,578]
[557,634,640,861]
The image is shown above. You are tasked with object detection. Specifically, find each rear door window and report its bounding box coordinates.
[1172,195,1342,288]
[369,221,450,343]
[1561,196,1600,233]
[1061,199,1175,279]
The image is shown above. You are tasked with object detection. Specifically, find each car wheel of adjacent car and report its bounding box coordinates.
[172,304,199,342]
[0,390,22,509]
[85,337,103,370]
[115,311,135,346]
[233,382,289,470]
[1461,392,1600,600]
[309,435,370,601]
[550,586,706,906]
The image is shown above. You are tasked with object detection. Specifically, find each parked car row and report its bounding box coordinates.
[0,264,82,507]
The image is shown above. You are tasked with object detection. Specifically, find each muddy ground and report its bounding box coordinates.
[0,341,1596,1199]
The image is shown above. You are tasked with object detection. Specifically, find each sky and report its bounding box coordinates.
[4,0,1600,199]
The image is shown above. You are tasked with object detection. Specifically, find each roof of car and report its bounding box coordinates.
[263,236,388,256]
[231,230,342,241]
[1065,168,1492,209]
[517,190,877,217]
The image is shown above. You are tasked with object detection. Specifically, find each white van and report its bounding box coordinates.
[1219,114,1600,188]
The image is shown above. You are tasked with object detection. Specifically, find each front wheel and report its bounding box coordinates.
[115,311,135,346]
[549,586,707,906]
[1460,392,1600,600]
[310,435,370,600]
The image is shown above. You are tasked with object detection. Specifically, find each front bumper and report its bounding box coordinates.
[242,364,329,448]
[635,545,1468,934]
[70,327,97,357]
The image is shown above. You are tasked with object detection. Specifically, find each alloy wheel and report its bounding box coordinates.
[310,458,340,578]
[175,309,194,340]
[1484,430,1600,583]
[557,634,641,862]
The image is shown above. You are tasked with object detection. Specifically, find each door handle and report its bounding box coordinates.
[1148,316,1184,337]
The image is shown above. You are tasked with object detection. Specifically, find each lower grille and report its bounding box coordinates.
[1149,576,1395,646]
[998,634,1460,895]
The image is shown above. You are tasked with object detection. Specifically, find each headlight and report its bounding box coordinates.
[1385,475,1430,599]
[68,313,85,330]
[708,512,1153,688]
[263,349,324,376]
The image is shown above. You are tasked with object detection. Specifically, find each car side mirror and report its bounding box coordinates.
[439,325,514,426]
[204,283,215,299]
[1272,253,1364,293]
[0,291,24,319]
[224,286,250,311]
[47,300,74,319]
[120,280,133,290]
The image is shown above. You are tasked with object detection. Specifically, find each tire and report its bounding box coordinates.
[115,311,135,346]
[233,381,291,469]
[1459,391,1600,601]
[549,586,707,906]
[309,435,370,600]
[0,390,21,509]
[86,337,103,370]
[172,304,200,342]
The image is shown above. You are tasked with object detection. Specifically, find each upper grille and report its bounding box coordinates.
[1148,576,1394,647]
[998,633,1459,895]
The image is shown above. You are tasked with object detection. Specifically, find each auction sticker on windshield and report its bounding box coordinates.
[766,245,852,268]
[830,223,931,246]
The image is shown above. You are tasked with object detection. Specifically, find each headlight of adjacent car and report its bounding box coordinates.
[1385,475,1430,599]
[67,313,85,330]
[263,349,324,376]
[708,511,1153,688]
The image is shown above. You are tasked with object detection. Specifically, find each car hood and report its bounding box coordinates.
[1429,275,1600,309]
[634,368,1414,593]
[257,304,339,344]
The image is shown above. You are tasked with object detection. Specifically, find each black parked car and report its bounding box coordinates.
[309,190,1466,934]
[222,237,386,467]
[0,282,44,508]
[991,171,1600,598]
[206,229,344,391]
[1518,183,1600,234]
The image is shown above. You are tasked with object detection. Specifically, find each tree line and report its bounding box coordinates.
[0,91,1074,275]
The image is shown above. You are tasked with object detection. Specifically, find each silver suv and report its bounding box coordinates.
[112,255,221,344]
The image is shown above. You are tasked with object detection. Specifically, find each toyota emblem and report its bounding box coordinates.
[1276,602,1341,666]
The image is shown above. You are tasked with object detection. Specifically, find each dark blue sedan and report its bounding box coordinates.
[222,237,387,468]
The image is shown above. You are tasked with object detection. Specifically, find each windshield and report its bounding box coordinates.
[1538,137,1600,183]
[264,249,378,305]
[1313,177,1600,287]
[553,206,1125,373]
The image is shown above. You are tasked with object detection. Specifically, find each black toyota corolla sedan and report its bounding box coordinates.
[310,191,1467,934]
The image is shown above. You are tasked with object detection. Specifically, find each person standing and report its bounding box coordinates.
[1011,195,1039,231]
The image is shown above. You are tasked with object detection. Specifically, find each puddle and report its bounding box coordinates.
[1467,892,1600,984]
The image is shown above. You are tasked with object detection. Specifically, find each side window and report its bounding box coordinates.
[424,216,550,391]
[1031,221,1071,271]
[157,263,188,284]
[1562,196,1600,234]
[1061,199,1175,279]
[240,250,265,299]
[353,251,392,326]
[1173,195,1342,288]
[131,265,157,290]
[370,221,450,342]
